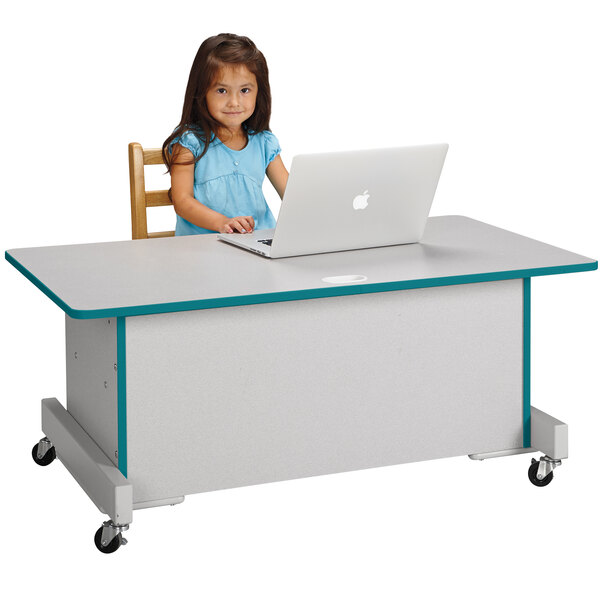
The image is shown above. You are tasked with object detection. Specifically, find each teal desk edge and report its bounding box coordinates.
[5,249,598,320]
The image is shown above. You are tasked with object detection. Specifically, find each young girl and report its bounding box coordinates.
[162,33,288,236]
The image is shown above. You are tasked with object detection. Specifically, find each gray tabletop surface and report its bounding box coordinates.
[6,216,597,318]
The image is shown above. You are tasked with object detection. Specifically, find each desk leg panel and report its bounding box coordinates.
[123,279,526,503]
[65,316,119,469]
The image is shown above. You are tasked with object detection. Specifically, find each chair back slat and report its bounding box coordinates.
[143,149,164,165]
[148,231,175,238]
[146,190,172,207]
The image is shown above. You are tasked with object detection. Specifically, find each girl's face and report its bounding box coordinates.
[206,64,258,134]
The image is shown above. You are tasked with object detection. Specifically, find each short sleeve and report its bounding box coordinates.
[262,130,281,165]
[169,129,203,159]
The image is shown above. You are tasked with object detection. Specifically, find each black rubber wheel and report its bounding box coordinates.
[94,527,122,554]
[31,443,56,466]
[528,460,554,487]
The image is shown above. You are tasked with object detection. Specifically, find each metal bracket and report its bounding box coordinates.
[100,520,129,548]
[36,437,54,460]
[535,455,562,480]
[468,447,537,461]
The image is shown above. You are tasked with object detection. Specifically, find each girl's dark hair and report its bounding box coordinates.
[162,33,272,171]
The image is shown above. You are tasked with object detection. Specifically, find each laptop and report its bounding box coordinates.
[217,143,449,258]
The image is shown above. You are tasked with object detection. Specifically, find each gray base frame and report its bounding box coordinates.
[469,406,568,461]
[41,394,569,523]
[41,398,132,524]
[531,406,568,459]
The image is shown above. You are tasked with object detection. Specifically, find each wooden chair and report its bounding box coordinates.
[128,142,175,239]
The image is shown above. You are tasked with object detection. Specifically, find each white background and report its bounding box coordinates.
[1,0,598,597]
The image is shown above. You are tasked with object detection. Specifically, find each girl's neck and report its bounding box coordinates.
[216,127,247,151]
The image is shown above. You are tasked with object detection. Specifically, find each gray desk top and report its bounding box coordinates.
[6,216,597,319]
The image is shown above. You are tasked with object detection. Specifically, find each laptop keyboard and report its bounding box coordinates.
[257,239,273,246]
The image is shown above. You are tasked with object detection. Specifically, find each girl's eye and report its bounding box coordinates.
[241,88,250,94]
[217,88,227,94]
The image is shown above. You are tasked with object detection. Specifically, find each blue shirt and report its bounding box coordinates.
[170,129,280,236]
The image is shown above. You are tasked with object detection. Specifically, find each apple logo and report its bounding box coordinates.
[353,189,370,210]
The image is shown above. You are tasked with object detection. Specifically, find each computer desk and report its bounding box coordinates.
[5,215,597,553]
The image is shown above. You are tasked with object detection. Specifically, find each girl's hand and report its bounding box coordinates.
[219,216,255,234]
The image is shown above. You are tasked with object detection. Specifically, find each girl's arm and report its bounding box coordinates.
[266,155,289,200]
[170,145,254,233]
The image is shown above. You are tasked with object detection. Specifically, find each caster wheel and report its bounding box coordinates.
[528,459,554,487]
[32,443,56,466]
[94,527,123,554]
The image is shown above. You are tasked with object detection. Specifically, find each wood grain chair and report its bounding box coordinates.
[128,142,175,239]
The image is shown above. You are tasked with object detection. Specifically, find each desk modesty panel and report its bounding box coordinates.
[121,279,525,503]
[5,216,597,319]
